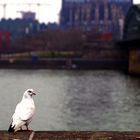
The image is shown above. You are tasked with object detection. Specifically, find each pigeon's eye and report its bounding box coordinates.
[28,90,32,93]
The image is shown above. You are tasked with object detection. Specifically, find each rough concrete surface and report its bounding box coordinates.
[1,131,140,140]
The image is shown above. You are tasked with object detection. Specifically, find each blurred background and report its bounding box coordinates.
[0,0,140,131]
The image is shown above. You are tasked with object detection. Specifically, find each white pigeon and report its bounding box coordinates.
[8,89,36,132]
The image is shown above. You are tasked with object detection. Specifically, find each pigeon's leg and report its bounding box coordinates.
[25,124,29,130]
[20,127,22,130]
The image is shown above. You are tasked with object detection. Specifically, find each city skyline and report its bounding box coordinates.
[0,0,139,24]
[0,0,62,24]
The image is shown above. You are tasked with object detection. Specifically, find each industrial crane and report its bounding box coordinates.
[0,4,7,19]
[0,2,49,21]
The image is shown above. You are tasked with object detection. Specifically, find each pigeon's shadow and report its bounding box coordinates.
[17,130,34,132]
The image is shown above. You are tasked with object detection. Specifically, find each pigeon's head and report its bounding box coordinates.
[23,89,36,98]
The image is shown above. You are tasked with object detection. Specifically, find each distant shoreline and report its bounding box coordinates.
[0,59,128,71]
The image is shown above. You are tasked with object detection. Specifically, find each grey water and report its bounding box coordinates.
[0,69,140,131]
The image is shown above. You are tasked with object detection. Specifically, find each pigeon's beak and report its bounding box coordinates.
[32,92,36,95]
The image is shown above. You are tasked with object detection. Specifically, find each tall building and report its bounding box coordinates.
[18,11,36,21]
[60,0,132,38]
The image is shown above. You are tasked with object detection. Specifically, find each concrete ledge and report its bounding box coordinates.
[1,131,140,140]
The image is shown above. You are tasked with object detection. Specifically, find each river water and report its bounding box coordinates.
[0,69,140,131]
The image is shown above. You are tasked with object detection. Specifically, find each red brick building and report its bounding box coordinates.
[0,32,10,48]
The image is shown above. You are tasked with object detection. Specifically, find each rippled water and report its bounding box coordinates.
[0,69,140,131]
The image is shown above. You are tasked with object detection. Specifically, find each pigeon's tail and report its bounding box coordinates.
[8,123,15,132]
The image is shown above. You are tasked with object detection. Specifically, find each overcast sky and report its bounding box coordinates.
[0,0,139,24]
[0,0,62,24]
[133,0,140,4]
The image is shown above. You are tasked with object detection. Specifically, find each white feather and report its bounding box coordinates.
[10,89,36,132]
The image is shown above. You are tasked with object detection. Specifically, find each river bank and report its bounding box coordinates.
[0,59,128,71]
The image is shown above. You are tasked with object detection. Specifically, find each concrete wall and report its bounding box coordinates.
[0,59,128,70]
[1,131,140,140]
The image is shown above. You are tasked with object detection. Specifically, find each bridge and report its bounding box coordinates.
[118,4,140,75]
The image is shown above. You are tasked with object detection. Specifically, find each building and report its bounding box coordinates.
[60,0,132,38]
[0,31,10,48]
[18,11,36,21]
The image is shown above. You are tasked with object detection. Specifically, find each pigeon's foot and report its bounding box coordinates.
[17,129,33,132]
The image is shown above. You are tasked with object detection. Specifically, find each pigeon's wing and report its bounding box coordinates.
[11,101,35,132]
[11,117,26,132]
[19,106,35,121]
[11,102,26,132]
[12,102,21,119]
[14,100,35,121]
